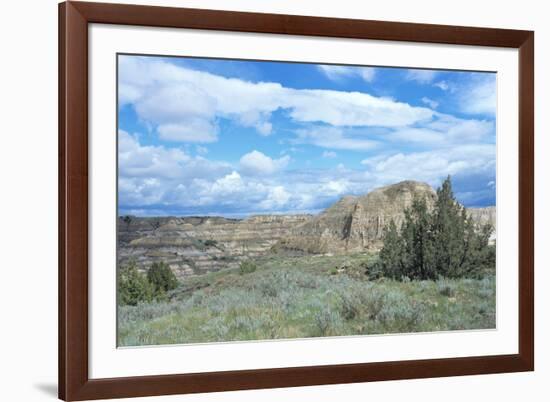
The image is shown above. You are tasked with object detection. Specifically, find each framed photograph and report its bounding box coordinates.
[59,1,534,400]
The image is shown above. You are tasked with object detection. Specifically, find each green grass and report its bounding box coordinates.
[118,253,496,346]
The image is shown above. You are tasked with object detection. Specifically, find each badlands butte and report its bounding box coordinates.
[118,180,496,280]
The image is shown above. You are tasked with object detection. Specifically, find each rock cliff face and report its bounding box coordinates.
[118,180,496,279]
[467,206,497,244]
[274,181,438,254]
[467,206,496,227]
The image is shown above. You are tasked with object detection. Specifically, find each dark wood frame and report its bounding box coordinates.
[59,1,534,400]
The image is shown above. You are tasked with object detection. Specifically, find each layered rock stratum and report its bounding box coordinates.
[274,180,438,254]
[118,180,496,279]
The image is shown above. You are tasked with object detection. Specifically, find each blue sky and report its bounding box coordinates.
[118,55,496,217]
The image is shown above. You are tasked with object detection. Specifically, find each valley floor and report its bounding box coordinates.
[118,253,496,347]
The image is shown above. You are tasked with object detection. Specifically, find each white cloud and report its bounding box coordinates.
[288,89,434,127]
[318,65,376,82]
[295,127,379,151]
[195,145,208,155]
[157,121,218,143]
[406,69,438,84]
[118,130,189,178]
[236,111,273,136]
[259,186,291,210]
[119,177,165,207]
[118,130,496,216]
[119,56,434,142]
[433,75,496,115]
[210,171,244,195]
[361,144,495,189]
[421,97,439,109]
[360,68,376,82]
[433,80,456,92]
[117,57,497,215]
[459,75,496,115]
[321,180,349,196]
[118,130,232,208]
[239,150,290,176]
[389,114,494,145]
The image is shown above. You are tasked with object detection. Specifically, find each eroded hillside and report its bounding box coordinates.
[118,180,495,279]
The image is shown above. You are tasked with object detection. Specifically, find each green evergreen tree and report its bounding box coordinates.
[375,176,495,280]
[118,261,154,306]
[121,215,133,229]
[400,197,435,279]
[375,219,404,279]
[460,217,495,278]
[147,261,179,295]
[432,176,465,277]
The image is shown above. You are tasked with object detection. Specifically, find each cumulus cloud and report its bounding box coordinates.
[361,144,495,190]
[210,171,245,195]
[118,131,360,215]
[317,65,376,82]
[118,130,189,179]
[118,130,232,208]
[239,150,290,176]
[321,179,350,195]
[118,128,495,216]
[259,186,292,210]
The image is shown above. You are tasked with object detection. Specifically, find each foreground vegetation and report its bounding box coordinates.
[118,253,495,346]
[117,177,496,346]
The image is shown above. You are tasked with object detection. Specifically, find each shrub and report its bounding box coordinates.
[118,261,154,306]
[437,278,455,297]
[378,302,424,332]
[258,281,278,297]
[204,239,218,247]
[363,289,386,320]
[339,292,360,320]
[239,260,257,275]
[438,285,454,297]
[314,307,340,336]
[147,261,179,296]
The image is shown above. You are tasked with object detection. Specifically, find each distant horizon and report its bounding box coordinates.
[118,179,496,220]
[118,55,496,218]
[118,205,496,220]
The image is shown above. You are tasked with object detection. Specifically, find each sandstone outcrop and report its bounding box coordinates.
[274,180,438,253]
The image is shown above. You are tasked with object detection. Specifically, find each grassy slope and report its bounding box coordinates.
[118,253,496,347]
